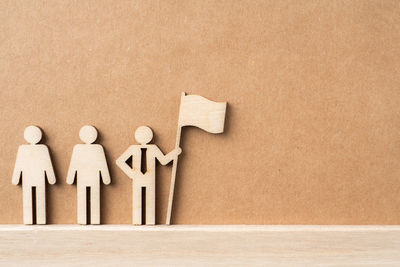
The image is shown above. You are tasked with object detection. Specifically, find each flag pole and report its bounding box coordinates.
[166,92,185,225]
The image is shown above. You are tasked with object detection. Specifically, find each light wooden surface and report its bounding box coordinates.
[66,125,111,225]
[0,225,399,266]
[11,126,56,225]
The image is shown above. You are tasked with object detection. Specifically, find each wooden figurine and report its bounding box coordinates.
[66,125,111,225]
[11,126,56,224]
[116,126,181,225]
[165,93,227,224]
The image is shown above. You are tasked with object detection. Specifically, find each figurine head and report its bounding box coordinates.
[135,126,153,145]
[24,126,42,144]
[79,125,98,144]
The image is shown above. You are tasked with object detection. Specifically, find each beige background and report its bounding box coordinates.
[0,0,399,224]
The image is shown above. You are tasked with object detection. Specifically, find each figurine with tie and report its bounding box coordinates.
[116,126,181,225]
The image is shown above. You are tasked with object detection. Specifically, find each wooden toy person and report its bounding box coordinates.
[12,126,56,224]
[66,125,111,224]
[116,126,181,225]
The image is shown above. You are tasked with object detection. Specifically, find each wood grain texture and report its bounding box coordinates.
[0,225,399,266]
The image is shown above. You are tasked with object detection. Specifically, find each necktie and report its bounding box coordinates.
[140,148,147,174]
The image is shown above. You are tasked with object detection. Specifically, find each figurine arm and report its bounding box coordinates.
[44,146,56,185]
[99,146,111,185]
[116,146,135,179]
[66,147,78,185]
[154,146,182,165]
[11,147,23,185]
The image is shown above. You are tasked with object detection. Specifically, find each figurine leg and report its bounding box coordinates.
[22,186,33,225]
[90,186,100,225]
[77,186,87,224]
[145,186,155,225]
[36,186,46,224]
[133,183,142,225]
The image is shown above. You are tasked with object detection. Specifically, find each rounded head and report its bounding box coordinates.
[79,125,98,144]
[24,126,42,144]
[135,126,153,144]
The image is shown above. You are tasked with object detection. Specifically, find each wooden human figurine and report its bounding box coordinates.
[66,125,111,225]
[116,126,181,225]
[11,126,56,224]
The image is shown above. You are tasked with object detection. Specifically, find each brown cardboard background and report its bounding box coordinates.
[0,0,399,224]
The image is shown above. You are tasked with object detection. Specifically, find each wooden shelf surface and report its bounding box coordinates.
[1,225,399,266]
